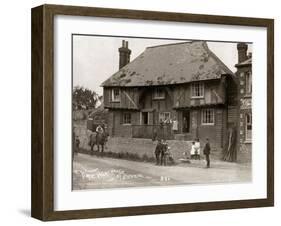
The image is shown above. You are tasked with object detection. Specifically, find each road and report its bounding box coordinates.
[73,153,251,190]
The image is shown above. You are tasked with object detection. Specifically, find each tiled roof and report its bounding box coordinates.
[101,41,234,87]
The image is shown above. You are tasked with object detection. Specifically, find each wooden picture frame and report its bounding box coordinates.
[31,4,274,221]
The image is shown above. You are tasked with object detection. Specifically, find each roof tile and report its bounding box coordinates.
[101,41,234,87]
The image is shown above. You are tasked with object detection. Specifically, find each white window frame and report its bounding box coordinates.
[123,112,132,125]
[245,113,252,141]
[201,109,215,125]
[112,88,121,102]
[153,88,165,100]
[159,112,171,123]
[191,82,204,98]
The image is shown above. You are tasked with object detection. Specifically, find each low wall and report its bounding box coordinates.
[106,137,192,160]
[74,120,223,161]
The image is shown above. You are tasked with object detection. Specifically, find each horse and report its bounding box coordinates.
[88,131,108,153]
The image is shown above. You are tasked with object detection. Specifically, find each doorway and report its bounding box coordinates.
[142,112,149,125]
[182,111,190,133]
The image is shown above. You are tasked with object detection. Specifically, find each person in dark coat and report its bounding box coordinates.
[155,139,162,165]
[160,140,168,166]
[203,138,211,168]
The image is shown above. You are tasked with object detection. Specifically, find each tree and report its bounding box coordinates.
[72,86,101,110]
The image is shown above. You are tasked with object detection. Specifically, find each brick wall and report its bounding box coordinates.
[236,64,252,163]
[190,108,225,150]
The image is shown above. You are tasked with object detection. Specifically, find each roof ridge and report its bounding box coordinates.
[101,41,234,87]
[146,40,203,49]
[203,42,234,75]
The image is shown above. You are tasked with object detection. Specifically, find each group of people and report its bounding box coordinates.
[152,116,179,141]
[156,137,211,168]
[159,116,179,132]
[154,139,174,166]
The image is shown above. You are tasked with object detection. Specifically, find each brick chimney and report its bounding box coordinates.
[237,43,248,63]
[118,40,131,69]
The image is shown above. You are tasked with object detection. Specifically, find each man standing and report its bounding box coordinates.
[154,139,162,165]
[161,140,168,166]
[203,138,211,168]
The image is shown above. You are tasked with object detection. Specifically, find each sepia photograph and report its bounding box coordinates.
[30,3,274,221]
[72,34,253,190]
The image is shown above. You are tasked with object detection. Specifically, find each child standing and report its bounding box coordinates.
[190,141,196,159]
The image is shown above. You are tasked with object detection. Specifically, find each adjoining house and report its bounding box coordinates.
[235,43,252,160]
[101,40,242,151]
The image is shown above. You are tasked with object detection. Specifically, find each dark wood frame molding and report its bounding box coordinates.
[31,4,274,221]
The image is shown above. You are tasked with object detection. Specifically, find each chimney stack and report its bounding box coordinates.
[237,43,248,63]
[119,40,131,69]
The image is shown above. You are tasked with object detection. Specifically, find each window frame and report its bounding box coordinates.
[245,71,252,95]
[153,88,165,100]
[245,113,252,142]
[159,112,171,123]
[201,109,215,125]
[191,82,204,99]
[122,112,132,125]
[112,88,121,102]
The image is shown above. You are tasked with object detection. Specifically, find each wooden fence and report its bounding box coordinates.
[132,124,173,140]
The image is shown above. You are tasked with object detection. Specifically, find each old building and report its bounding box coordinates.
[235,43,252,159]
[101,40,239,150]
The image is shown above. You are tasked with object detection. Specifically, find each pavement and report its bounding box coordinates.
[73,153,252,190]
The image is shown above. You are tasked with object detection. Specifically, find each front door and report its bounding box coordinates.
[182,111,190,133]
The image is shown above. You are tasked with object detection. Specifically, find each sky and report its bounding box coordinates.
[73,35,252,96]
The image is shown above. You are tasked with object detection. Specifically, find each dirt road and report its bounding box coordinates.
[73,153,251,190]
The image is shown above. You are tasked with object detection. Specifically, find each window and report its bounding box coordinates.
[123,113,131,124]
[245,71,252,95]
[245,113,252,141]
[159,112,171,123]
[191,82,204,98]
[112,88,120,102]
[201,109,214,125]
[141,112,149,125]
[153,88,165,99]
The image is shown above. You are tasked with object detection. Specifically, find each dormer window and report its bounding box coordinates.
[153,88,165,100]
[112,88,120,102]
[191,82,204,98]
